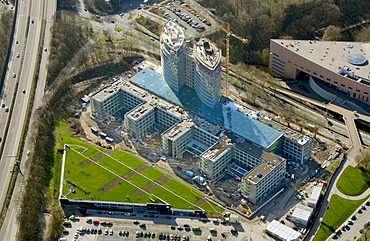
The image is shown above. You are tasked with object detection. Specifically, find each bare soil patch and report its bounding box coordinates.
[99,177,121,193]
[134,189,145,196]
[123,170,136,179]
[145,182,158,191]
[136,164,149,172]
[195,198,205,206]
[79,159,91,168]
[157,175,171,185]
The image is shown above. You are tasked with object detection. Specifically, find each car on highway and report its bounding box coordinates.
[31,20,34,24]
[1,103,5,108]
[15,40,18,44]
[12,73,16,78]
[16,53,20,58]
[22,89,26,94]
[44,47,47,52]
[5,106,9,112]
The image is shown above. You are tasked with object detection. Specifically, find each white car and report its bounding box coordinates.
[12,73,16,78]
[16,53,20,58]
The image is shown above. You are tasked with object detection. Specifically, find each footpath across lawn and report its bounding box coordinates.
[336,166,370,196]
[314,194,368,241]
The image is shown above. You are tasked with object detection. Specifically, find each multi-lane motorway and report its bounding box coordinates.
[0,0,56,240]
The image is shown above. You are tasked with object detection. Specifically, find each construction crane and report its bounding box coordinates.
[152,3,248,97]
[210,20,248,97]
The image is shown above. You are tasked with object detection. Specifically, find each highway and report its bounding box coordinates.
[0,0,56,240]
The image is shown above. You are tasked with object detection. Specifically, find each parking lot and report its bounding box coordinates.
[147,0,214,37]
[61,210,273,241]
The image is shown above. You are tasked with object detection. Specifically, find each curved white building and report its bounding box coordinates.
[193,38,222,108]
[160,21,187,93]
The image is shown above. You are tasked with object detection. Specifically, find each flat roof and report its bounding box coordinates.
[236,140,284,164]
[308,183,323,207]
[161,119,194,140]
[245,162,271,184]
[266,220,300,241]
[222,102,283,149]
[202,135,232,161]
[92,80,125,102]
[194,38,221,71]
[291,203,313,222]
[272,39,370,84]
[127,104,154,121]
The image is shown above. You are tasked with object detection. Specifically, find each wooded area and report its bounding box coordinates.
[46,11,92,86]
[0,11,14,79]
[199,0,370,65]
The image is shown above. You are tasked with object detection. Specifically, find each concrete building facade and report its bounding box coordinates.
[200,135,233,181]
[269,39,370,104]
[193,38,222,107]
[160,21,187,93]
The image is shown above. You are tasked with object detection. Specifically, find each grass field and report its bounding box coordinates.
[336,166,370,196]
[314,194,368,241]
[57,122,223,214]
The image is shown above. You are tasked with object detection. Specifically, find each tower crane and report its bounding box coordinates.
[211,21,248,97]
[152,3,248,97]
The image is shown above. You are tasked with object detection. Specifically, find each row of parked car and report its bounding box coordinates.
[162,2,207,32]
[332,201,370,239]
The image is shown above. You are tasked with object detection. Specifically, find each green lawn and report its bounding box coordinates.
[200,200,224,214]
[337,166,370,196]
[110,150,145,169]
[151,186,197,210]
[97,156,131,176]
[128,173,152,188]
[141,167,164,180]
[63,152,117,200]
[164,179,202,203]
[102,180,152,203]
[314,194,368,241]
[57,121,223,215]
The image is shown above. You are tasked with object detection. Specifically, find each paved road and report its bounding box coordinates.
[0,0,56,240]
[0,0,33,211]
[280,86,370,241]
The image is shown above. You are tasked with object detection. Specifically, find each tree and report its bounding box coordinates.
[322,25,342,41]
[356,26,370,42]
[358,150,370,173]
